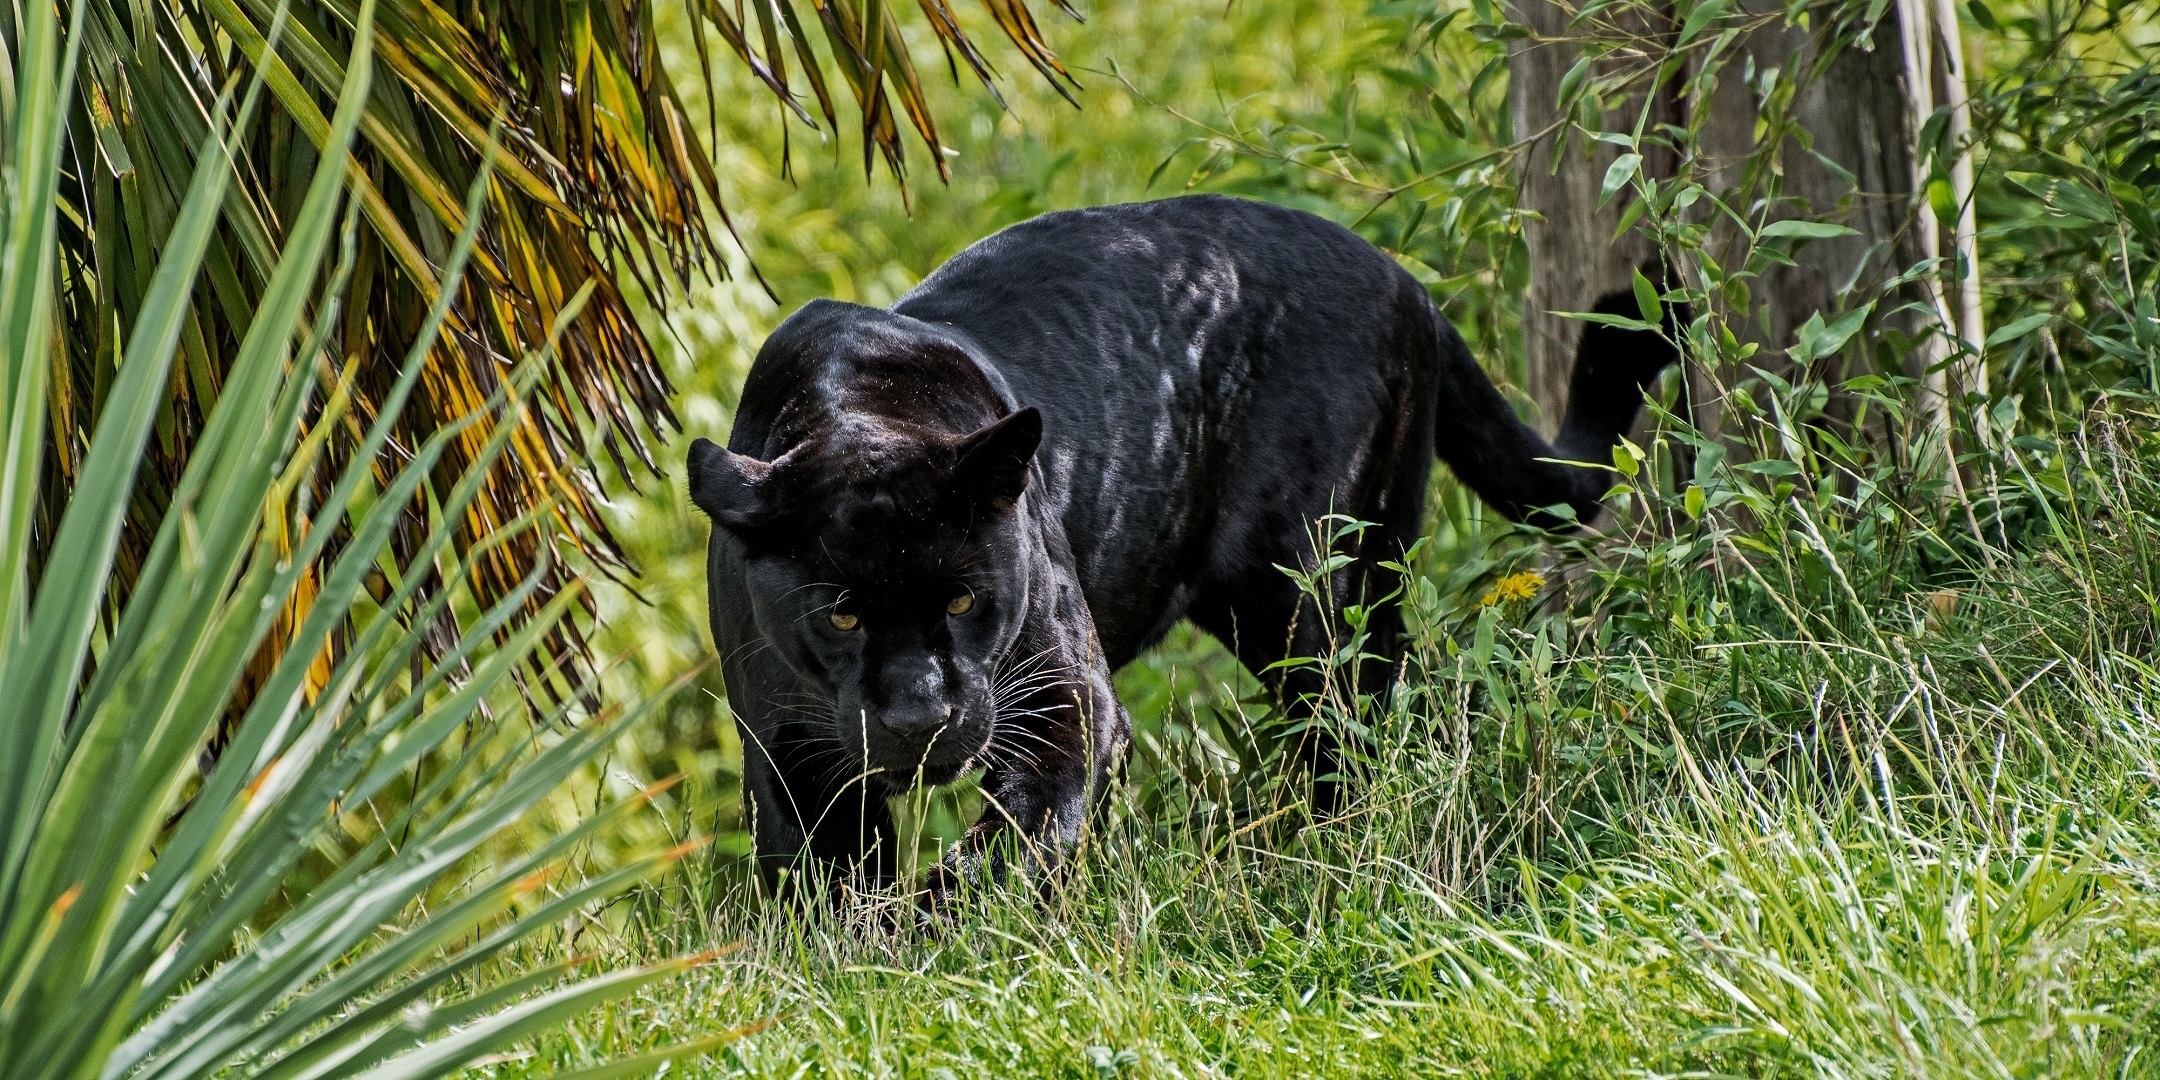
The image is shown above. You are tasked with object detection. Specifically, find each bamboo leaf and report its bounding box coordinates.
[1632,267,1663,325]
[1601,153,1642,205]
[1758,218,1860,242]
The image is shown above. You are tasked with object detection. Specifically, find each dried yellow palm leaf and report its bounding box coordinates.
[43,0,1081,704]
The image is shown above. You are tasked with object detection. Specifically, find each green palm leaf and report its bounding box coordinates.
[0,7,752,1076]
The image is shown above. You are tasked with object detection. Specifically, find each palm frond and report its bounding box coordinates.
[41,0,1080,692]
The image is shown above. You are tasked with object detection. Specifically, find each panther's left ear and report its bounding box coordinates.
[952,407,1042,509]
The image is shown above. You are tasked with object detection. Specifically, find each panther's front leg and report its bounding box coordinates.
[922,583,1129,906]
[738,713,902,900]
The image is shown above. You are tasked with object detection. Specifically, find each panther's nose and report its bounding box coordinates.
[878,705,953,738]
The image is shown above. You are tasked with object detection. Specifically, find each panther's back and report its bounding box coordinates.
[892,195,1438,663]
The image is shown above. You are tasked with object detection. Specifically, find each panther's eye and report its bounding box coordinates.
[828,611,860,631]
[946,589,975,616]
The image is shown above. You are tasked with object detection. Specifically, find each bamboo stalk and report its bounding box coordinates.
[1897,0,1962,446]
[1934,0,1988,400]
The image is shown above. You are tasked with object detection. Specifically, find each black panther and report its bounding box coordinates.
[688,194,1678,897]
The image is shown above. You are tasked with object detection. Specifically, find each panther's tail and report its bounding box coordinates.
[1429,288,1684,529]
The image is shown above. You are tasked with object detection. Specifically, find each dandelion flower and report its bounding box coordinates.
[1497,571,1544,600]
[1481,571,1545,606]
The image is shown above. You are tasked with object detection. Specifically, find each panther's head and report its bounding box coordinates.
[686,406,1042,790]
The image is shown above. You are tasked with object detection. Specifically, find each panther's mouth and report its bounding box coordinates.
[871,755,978,794]
[889,756,973,791]
[863,722,992,792]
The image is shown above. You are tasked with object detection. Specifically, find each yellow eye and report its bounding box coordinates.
[946,590,974,616]
[828,612,859,631]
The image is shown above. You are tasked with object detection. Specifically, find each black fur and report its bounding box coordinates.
[689,195,1679,897]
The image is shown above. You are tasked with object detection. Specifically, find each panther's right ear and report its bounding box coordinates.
[952,407,1042,510]
[687,438,777,534]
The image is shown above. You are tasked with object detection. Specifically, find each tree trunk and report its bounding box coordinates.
[1507,0,1671,431]
[1507,0,1984,444]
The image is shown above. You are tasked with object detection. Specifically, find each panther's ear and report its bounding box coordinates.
[952,407,1042,509]
[687,437,778,533]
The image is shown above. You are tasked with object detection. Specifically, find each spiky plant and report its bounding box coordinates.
[35,0,1078,681]
[0,5,747,1075]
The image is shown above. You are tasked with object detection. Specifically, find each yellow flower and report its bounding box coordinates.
[1480,571,1545,607]
[1497,571,1544,600]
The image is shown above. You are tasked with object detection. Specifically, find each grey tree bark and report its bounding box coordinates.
[1506,0,1982,443]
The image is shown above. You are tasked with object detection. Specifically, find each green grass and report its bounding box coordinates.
[494,408,2160,1077]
